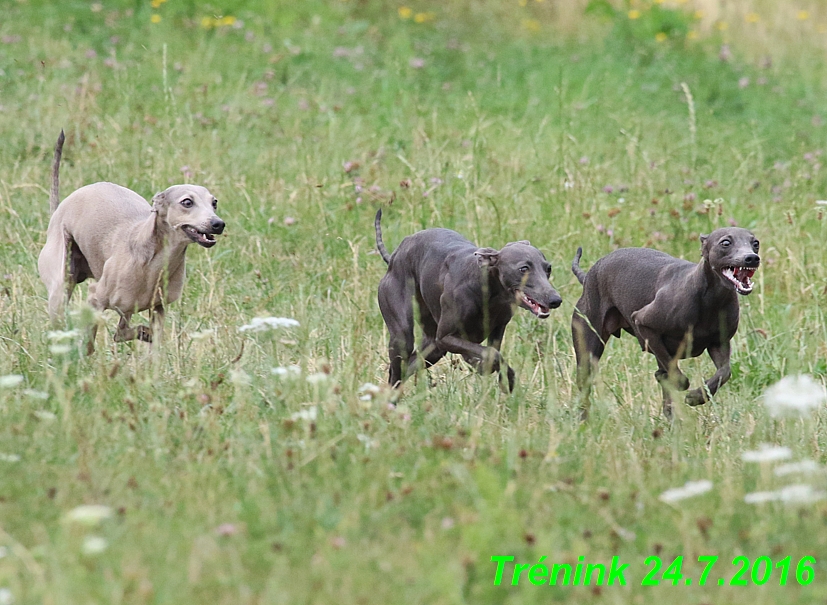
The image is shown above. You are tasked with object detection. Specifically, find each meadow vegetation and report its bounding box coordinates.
[1,0,827,602]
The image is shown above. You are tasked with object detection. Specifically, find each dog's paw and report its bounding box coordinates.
[136,325,153,343]
[685,388,707,406]
[675,374,690,391]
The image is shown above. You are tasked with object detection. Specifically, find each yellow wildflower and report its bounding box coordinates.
[201,16,214,29]
[221,15,236,26]
[151,0,162,8]
[151,13,161,23]
[745,13,760,23]
[628,9,641,20]
[694,10,704,19]
[414,12,435,23]
[798,10,810,21]
[655,32,667,42]
[398,6,412,19]
[518,0,527,5]
[716,21,729,31]
[521,18,540,33]
[686,30,698,40]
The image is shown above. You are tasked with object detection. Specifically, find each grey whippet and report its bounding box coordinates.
[571,228,760,419]
[38,131,225,353]
[375,209,562,391]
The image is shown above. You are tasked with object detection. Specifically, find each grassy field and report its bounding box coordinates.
[1,0,827,602]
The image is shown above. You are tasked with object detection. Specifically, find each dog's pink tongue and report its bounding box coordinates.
[735,267,756,281]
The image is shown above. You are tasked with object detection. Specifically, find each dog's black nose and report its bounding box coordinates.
[548,296,563,309]
[744,253,760,266]
[210,217,225,234]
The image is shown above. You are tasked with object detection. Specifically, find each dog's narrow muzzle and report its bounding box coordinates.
[210,217,225,234]
[743,253,760,267]
[548,296,563,309]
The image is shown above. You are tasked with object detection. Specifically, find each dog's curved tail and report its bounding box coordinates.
[375,209,392,264]
[572,247,587,285]
[49,130,65,215]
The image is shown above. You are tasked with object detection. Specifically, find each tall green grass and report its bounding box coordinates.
[0,1,826,603]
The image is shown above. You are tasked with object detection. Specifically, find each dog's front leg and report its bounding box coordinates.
[686,342,731,406]
[486,323,515,391]
[150,305,165,347]
[114,313,151,343]
[436,334,515,392]
[635,324,690,391]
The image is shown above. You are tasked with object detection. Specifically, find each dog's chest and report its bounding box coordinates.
[661,308,738,358]
[460,298,513,343]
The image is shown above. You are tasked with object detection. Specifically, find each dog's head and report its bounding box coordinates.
[152,185,225,248]
[700,227,760,295]
[475,241,562,319]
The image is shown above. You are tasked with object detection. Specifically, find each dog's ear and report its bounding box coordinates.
[699,233,709,252]
[475,247,500,269]
[515,240,530,246]
[151,190,169,217]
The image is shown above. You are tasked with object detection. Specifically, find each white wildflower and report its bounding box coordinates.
[741,444,793,463]
[0,454,20,463]
[65,504,112,526]
[81,535,108,555]
[305,372,328,385]
[47,329,81,341]
[271,365,301,378]
[779,484,826,503]
[33,410,57,422]
[745,484,827,505]
[744,490,779,504]
[0,375,23,388]
[49,344,72,355]
[0,588,12,605]
[290,406,317,422]
[190,328,216,340]
[358,382,381,401]
[763,374,826,418]
[816,200,827,206]
[0,546,7,559]
[23,389,48,400]
[356,433,378,451]
[229,369,251,385]
[658,480,713,504]
[238,316,300,332]
[775,460,822,477]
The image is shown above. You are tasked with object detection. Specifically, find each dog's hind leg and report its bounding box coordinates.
[403,307,446,382]
[38,235,72,324]
[378,276,415,388]
[571,310,605,420]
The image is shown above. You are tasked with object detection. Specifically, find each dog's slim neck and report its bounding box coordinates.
[698,256,737,304]
[130,211,190,269]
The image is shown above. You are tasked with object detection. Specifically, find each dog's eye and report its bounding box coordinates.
[180,198,194,208]
[753,240,760,251]
[212,199,218,209]
[519,266,529,274]
[545,267,551,278]
[720,239,731,247]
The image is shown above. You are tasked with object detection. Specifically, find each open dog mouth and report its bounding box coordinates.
[181,225,218,248]
[721,265,757,295]
[518,291,550,319]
